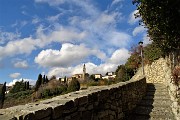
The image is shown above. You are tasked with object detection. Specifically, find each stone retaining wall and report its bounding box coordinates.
[0,77,146,120]
[132,58,180,120]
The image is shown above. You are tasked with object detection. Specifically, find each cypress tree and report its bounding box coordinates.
[35,74,42,91]
[45,76,49,83]
[27,81,29,90]
[42,75,45,84]
[0,82,6,109]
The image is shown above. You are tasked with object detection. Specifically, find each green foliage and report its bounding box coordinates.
[10,80,28,93]
[143,42,163,63]
[0,82,6,109]
[115,65,134,82]
[172,66,180,86]
[87,81,99,86]
[35,74,42,91]
[3,90,33,108]
[133,0,180,54]
[90,75,95,80]
[125,46,141,72]
[67,78,80,92]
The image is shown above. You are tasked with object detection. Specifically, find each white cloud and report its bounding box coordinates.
[106,31,132,47]
[36,25,87,45]
[32,17,41,24]
[47,48,130,77]
[47,13,62,22]
[9,73,21,79]
[0,37,38,59]
[48,62,119,78]
[128,10,140,25]
[142,34,152,46]
[111,0,123,6]
[35,43,107,67]
[0,31,21,44]
[7,78,36,86]
[14,60,29,68]
[35,0,66,6]
[109,48,130,64]
[132,26,146,36]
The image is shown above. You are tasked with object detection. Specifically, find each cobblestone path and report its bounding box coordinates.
[128,83,175,120]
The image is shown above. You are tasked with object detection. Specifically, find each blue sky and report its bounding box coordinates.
[0,0,149,86]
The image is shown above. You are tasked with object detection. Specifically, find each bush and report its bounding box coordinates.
[87,81,99,86]
[172,66,180,86]
[67,79,80,92]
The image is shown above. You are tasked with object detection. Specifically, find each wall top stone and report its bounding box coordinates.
[0,77,146,120]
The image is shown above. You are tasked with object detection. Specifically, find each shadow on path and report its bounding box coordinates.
[126,83,174,120]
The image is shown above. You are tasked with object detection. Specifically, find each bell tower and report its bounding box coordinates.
[83,64,86,80]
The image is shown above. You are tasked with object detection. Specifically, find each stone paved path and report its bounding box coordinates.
[128,83,175,120]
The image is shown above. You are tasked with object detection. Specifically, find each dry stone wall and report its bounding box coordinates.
[133,58,180,120]
[0,77,146,120]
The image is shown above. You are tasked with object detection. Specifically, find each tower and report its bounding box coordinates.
[83,64,86,80]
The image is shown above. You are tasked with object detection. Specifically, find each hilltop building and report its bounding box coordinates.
[71,64,89,83]
[102,72,116,80]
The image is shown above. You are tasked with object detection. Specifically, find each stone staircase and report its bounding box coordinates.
[128,83,175,120]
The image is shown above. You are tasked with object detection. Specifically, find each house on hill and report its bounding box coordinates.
[102,72,116,80]
[70,64,89,83]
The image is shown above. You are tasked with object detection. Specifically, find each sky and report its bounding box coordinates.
[0,0,150,86]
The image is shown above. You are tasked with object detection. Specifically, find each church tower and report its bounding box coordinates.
[83,64,86,80]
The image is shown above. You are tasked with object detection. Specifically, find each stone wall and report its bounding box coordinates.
[0,77,146,120]
[132,57,180,120]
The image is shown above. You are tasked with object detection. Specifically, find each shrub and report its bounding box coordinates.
[87,81,99,86]
[172,66,180,86]
[67,79,80,92]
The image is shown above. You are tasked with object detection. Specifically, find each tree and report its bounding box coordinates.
[42,75,46,84]
[133,0,180,56]
[115,65,134,82]
[90,75,95,80]
[125,46,141,73]
[67,78,80,92]
[10,80,26,93]
[35,74,42,91]
[45,76,49,83]
[0,82,6,109]
[143,42,163,63]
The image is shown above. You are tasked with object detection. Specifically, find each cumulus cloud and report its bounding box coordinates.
[109,48,130,64]
[14,60,29,68]
[128,10,140,25]
[0,37,38,60]
[7,78,36,86]
[47,48,130,77]
[132,26,146,36]
[9,73,21,79]
[35,43,107,67]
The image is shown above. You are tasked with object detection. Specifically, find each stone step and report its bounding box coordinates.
[128,83,175,120]
[147,86,168,91]
[138,99,172,107]
[146,91,169,96]
[128,114,175,120]
[133,106,174,117]
[147,83,167,88]
[143,95,171,100]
